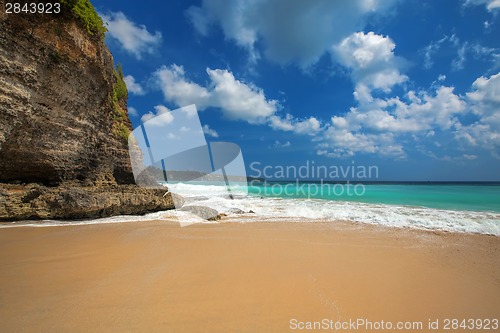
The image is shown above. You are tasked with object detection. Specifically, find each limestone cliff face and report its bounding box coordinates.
[0,0,133,185]
[0,0,179,220]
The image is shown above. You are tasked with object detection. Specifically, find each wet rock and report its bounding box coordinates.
[0,184,184,220]
[181,206,220,221]
[228,208,245,214]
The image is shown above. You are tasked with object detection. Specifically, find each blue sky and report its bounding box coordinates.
[92,0,500,181]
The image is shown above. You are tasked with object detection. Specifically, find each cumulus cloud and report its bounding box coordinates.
[392,87,467,131]
[299,39,495,160]
[316,83,467,158]
[455,123,500,155]
[153,64,278,124]
[154,65,211,110]
[187,0,397,67]
[206,68,278,122]
[456,72,500,154]
[181,0,497,160]
[332,31,407,92]
[100,12,162,59]
[152,64,325,136]
[124,75,145,95]
[141,105,173,123]
[203,124,219,138]
[316,71,500,159]
[467,72,500,120]
[318,130,404,158]
[148,64,498,159]
[268,114,321,135]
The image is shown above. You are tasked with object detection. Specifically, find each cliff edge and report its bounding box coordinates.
[0,0,180,220]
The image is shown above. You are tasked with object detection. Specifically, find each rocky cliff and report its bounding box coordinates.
[0,0,179,220]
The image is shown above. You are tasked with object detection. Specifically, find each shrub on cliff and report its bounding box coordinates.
[112,64,130,143]
[114,64,128,101]
[115,122,130,143]
[60,0,106,37]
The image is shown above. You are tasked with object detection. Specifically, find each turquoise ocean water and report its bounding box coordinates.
[161,181,500,235]
[246,182,500,213]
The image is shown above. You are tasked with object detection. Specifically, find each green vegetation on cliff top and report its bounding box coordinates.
[57,0,130,142]
[60,0,106,36]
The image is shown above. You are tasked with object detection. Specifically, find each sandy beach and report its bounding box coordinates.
[0,219,499,332]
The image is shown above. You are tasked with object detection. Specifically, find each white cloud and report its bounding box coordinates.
[394,86,467,131]
[423,34,499,72]
[471,45,500,70]
[167,132,179,140]
[100,12,162,59]
[206,68,278,122]
[187,0,261,64]
[334,32,395,68]
[451,43,467,71]
[455,123,500,154]
[140,113,154,123]
[316,71,500,159]
[154,65,211,109]
[457,72,500,154]
[203,124,219,138]
[154,64,278,124]
[318,129,405,158]
[332,32,407,92]
[463,0,500,11]
[467,72,500,120]
[127,106,138,116]
[124,75,145,95]
[268,114,295,131]
[316,84,467,158]
[141,105,173,124]
[187,0,398,67]
[273,140,291,148]
[153,64,324,138]
[185,6,211,36]
[149,64,498,160]
[294,117,321,134]
[422,35,457,69]
[268,114,321,135]
[453,41,500,71]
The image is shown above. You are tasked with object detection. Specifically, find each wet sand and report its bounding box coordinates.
[0,220,499,332]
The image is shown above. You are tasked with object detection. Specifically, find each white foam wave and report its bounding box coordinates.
[2,183,499,235]
[168,183,500,236]
[167,182,248,197]
[0,210,211,228]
